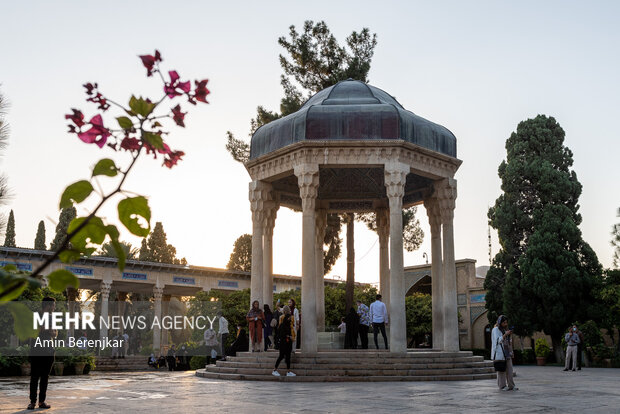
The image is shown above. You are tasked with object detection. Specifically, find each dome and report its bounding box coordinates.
[249,79,457,160]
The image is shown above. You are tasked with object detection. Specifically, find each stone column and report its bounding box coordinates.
[376,208,390,310]
[424,196,444,350]
[66,287,78,340]
[153,286,163,353]
[439,178,459,352]
[315,208,327,331]
[161,294,171,349]
[99,281,112,342]
[262,202,278,310]
[294,163,319,353]
[249,181,270,308]
[117,292,128,334]
[384,161,409,353]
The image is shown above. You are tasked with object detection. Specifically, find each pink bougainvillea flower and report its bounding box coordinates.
[65,109,85,132]
[83,82,98,96]
[77,114,111,148]
[164,71,191,98]
[194,79,210,103]
[139,50,162,77]
[120,136,141,151]
[171,104,186,127]
[163,150,185,168]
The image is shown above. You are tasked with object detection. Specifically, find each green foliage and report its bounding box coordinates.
[189,355,207,370]
[138,221,185,264]
[358,207,424,253]
[128,95,156,117]
[226,234,252,271]
[612,208,619,268]
[485,115,602,340]
[46,269,79,292]
[59,180,94,209]
[405,293,432,344]
[3,210,15,247]
[599,269,620,333]
[92,158,118,177]
[99,240,138,260]
[579,320,604,347]
[50,207,76,251]
[322,283,377,328]
[117,196,151,237]
[34,220,46,250]
[535,338,550,358]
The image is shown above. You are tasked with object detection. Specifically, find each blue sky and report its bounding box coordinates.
[1,1,618,283]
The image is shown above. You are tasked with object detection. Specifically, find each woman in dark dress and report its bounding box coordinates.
[263,304,273,351]
[344,307,359,349]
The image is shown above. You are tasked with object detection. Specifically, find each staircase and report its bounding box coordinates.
[196,350,495,382]
[95,355,151,371]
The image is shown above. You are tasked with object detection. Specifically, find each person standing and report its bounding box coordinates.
[576,325,585,370]
[28,296,56,410]
[217,312,229,357]
[491,315,517,391]
[369,294,389,349]
[246,300,265,352]
[288,299,299,352]
[166,344,177,371]
[272,301,282,350]
[356,300,370,349]
[272,305,296,377]
[122,331,129,357]
[564,325,580,372]
[344,307,359,349]
[263,304,274,351]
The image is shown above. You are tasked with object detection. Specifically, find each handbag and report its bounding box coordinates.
[493,339,507,372]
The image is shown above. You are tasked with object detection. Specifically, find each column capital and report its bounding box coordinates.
[424,196,442,231]
[100,281,112,299]
[249,180,273,223]
[376,208,390,240]
[262,201,279,237]
[436,178,457,222]
[153,286,164,300]
[294,163,319,212]
[384,161,409,210]
[315,208,327,245]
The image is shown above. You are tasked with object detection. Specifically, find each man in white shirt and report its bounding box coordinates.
[218,312,229,357]
[369,294,388,349]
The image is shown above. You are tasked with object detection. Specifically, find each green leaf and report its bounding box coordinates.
[67,216,107,254]
[59,249,82,263]
[59,180,94,209]
[128,95,156,117]
[3,302,37,339]
[92,158,118,178]
[111,239,127,272]
[118,196,151,237]
[47,269,79,293]
[0,275,27,301]
[116,116,133,130]
[142,131,164,150]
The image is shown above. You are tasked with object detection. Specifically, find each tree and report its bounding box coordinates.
[227,234,252,272]
[0,89,10,232]
[138,221,186,265]
[139,238,149,261]
[485,115,602,362]
[405,293,432,347]
[99,240,138,260]
[358,207,425,252]
[3,209,15,247]
[612,208,620,268]
[34,220,46,250]
[50,207,76,251]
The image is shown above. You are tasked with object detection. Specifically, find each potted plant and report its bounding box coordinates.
[53,361,64,376]
[20,359,31,376]
[73,355,88,375]
[535,338,550,366]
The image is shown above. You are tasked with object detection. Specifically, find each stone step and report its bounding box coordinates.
[215,360,493,370]
[229,356,484,364]
[234,351,474,358]
[196,369,496,382]
[205,366,494,376]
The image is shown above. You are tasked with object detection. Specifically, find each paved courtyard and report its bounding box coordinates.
[0,366,619,413]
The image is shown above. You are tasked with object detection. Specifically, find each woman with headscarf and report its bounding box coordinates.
[288,298,300,351]
[263,304,274,351]
[272,305,296,377]
[344,307,359,349]
[246,300,265,352]
[491,315,518,391]
[225,328,249,357]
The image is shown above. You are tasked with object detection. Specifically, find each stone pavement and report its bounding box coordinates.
[0,366,619,413]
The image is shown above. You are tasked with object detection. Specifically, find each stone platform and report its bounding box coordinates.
[95,355,150,371]
[196,349,495,382]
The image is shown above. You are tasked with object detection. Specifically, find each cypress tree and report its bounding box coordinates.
[227,234,252,272]
[138,238,150,261]
[485,115,602,361]
[50,207,76,251]
[3,209,16,247]
[34,220,46,250]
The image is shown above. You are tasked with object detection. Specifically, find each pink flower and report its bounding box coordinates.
[120,137,141,151]
[77,114,111,148]
[139,50,162,77]
[163,150,185,168]
[171,104,186,127]
[65,109,85,132]
[164,71,191,98]
[194,79,210,103]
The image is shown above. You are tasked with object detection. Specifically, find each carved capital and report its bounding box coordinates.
[262,202,279,238]
[315,209,327,245]
[424,196,442,231]
[249,180,272,224]
[376,208,390,240]
[153,286,164,301]
[100,281,112,299]
[384,161,409,211]
[436,178,457,223]
[294,163,319,212]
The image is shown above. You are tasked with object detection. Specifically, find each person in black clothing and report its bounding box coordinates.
[166,345,177,371]
[225,328,249,357]
[273,301,282,350]
[344,307,359,349]
[272,305,295,377]
[28,296,56,410]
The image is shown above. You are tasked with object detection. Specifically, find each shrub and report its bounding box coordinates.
[522,348,536,364]
[189,355,206,370]
[535,338,550,358]
[580,320,604,347]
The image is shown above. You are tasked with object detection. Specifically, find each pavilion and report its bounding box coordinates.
[245,79,462,354]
